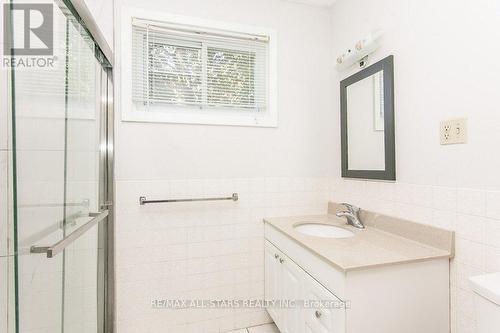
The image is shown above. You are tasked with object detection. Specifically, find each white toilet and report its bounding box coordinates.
[469,272,500,333]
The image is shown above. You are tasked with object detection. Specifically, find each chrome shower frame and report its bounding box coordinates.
[67,1,115,332]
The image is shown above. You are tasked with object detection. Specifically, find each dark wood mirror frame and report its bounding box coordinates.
[340,55,396,180]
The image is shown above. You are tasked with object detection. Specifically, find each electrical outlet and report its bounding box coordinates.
[440,118,467,145]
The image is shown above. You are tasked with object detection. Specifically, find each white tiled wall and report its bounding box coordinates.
[115,177,331,333]
[331,178,500,333]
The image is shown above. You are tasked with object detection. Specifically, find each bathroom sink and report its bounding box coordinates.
[294,223,354,238]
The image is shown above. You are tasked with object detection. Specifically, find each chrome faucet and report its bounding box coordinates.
[335,203,365,229]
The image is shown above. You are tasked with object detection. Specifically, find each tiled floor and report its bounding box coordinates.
[230,323,280,333]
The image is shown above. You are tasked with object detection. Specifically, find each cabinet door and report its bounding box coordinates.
[303,274,345,333]
[279,255,304,333]
[265,242,281,323]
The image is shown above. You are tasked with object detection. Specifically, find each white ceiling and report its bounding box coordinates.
[284,0,337,7]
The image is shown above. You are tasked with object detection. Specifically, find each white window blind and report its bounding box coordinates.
[132,19,269,112]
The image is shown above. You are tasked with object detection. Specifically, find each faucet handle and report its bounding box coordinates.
[340,203,360,214]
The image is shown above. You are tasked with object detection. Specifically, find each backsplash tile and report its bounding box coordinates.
[331,178,500,333]
[456,214,485,243]
[457,188,487,217]
[432,186,457,212]
[486,246,500,273]
[431,210,456,230]
[486,191,500,220]
[485,220,500,248]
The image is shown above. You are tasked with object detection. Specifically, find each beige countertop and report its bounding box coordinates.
[264,203,454,272]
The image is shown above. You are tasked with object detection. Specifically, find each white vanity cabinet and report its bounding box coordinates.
[264,221,451,333]
[265,241,345,333]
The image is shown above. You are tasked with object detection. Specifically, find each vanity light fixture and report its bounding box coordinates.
[336,30,383,70]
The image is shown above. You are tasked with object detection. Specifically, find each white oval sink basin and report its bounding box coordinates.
[294,223,354,238]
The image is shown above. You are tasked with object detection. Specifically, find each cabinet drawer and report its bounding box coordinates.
[303,272,345,333]
[265,240,346,333]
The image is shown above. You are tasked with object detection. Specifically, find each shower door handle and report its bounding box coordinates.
[30,210,109,258]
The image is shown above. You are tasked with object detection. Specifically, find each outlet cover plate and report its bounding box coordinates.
[440,118,467,145]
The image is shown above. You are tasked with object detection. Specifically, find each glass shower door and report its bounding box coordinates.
[9,1,112,333]
[62,14,106,333]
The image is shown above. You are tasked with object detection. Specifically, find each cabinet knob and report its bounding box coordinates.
[274,254,279,259]
[279,258,285,264]
[315,310,322,318]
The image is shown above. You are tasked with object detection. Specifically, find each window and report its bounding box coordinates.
[123,12,277,127]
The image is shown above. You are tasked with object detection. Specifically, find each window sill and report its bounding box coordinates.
[122,107,278,128]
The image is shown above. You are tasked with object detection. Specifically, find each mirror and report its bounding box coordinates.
[340,55,395,180]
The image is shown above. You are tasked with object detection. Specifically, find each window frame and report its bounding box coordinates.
[121,7,278,127]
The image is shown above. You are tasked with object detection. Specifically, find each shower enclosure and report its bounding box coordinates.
[3,1,114,332]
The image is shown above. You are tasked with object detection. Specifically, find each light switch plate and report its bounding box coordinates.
[440,118,467,145]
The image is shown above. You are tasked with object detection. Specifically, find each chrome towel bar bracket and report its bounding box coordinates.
[139,193,239,205]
